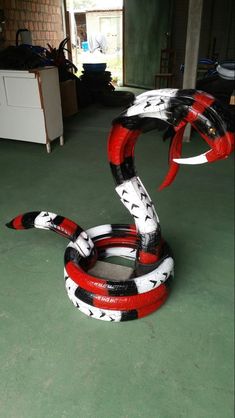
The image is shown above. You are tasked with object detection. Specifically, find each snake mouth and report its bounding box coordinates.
[173,133,234,166]
[173,152,209,165]
[159,126,234,190]
[173,148,220,165]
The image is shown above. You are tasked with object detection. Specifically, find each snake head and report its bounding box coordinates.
[111,89,234,191]
[158,91,235,190]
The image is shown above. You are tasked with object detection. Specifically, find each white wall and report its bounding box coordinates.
[86,10,122,53]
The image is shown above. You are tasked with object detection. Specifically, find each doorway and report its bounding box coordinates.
[65,0,123,86]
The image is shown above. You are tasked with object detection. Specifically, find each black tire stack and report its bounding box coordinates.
[79,63,135,107]
[79,63,114,102]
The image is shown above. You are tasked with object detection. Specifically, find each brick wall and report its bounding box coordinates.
[0,0,64,48]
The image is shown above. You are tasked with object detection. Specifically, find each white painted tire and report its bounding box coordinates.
[216,62,235,80]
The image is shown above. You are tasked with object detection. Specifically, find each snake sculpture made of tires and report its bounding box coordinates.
[7,89,234,322]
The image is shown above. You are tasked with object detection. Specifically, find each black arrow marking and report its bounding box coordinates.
[145,215,151,221]
[145,101,152,108]
[131,203,139,209]
[122,190,128,195]
[150,280,157,287]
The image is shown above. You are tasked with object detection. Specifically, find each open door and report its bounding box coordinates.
[123,0,173,88]
[64,0,123,85]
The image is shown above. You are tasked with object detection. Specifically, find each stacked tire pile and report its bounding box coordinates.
[79,63,114,102]
[79,63,135,107]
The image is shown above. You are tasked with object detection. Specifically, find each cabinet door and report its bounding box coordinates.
[4,77,42,108]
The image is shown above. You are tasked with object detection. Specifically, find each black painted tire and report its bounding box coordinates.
[100,91,135,107]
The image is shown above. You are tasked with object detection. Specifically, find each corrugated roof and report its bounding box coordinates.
[73,0,123,13]
[85,9,122,13]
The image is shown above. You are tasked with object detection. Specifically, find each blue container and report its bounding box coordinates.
[83,63,107,72]
[81,41,89,52]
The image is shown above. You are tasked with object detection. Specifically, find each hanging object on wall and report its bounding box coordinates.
[16,29,32,46]
[7,89,234,322]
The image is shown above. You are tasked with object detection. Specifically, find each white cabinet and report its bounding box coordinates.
[0,67,64,152]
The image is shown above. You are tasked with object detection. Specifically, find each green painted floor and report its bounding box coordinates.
[0,93,234,418]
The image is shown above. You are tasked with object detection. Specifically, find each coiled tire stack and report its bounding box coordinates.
[65,224,174,322]
[7,212,174,322]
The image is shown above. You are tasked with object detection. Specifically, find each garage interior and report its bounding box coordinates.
[0,1,234,418]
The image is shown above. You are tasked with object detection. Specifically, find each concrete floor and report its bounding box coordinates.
[0,93,234,418]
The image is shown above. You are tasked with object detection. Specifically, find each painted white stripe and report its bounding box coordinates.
[136,89,178,99]
[66,289,123,322]
[116,177,159,234]
[102,247,136,260]
[125,89,177,118]
[34,211,58,230]
[134,257,174,294]
[86,224,113,238]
